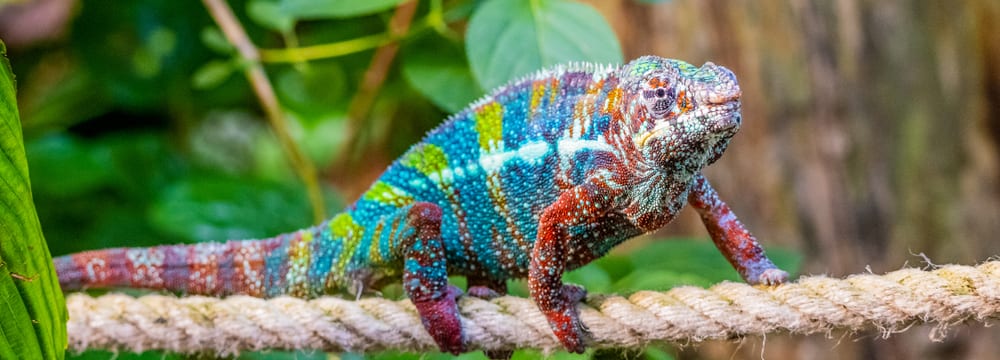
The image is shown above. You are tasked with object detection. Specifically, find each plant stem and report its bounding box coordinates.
[256,2,467,64]
[332,0,419,172]
[260,33,394,63]
[201,0,326,223]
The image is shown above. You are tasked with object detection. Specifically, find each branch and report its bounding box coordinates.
[201,0,326,222]
[332,0,419,171]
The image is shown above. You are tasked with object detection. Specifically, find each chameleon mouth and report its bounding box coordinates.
[714,112,741,133]
[703,101,742,133]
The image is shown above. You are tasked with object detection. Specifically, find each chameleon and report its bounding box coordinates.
[54,56,789,355]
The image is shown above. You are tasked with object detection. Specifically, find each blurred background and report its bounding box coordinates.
[1,0,999,359]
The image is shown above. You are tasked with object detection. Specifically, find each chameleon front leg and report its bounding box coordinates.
[687,174,788,285]
[400,202,466,354]
[530,179,618,353]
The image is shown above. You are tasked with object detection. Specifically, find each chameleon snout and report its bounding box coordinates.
[697,62,742,105]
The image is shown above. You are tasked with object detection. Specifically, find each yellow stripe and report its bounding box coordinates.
[326,213,363,288]
[285,230,313,297]
[475,101,504,151]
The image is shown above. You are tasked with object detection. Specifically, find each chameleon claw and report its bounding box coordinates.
[756,268,789,286]
[561,283,587,303]
[412,285,466,354]
[467,285,504,300]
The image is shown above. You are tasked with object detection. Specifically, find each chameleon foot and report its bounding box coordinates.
[467,285,504,300]
[754,268,789,286]
[542,284,589,353]
[412,284,466,354]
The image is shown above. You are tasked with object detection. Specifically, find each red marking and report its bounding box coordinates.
[188,245,220,295]
[409,202,443,239]
[230,240,267,296]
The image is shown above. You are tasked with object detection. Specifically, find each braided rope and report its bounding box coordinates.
[66,261,1000,356]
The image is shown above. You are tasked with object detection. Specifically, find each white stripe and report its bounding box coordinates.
[478,141,553,172]
[422,139,612,184]
[556,138,613,157]
[516,141,551,163]
[479,152,515,172]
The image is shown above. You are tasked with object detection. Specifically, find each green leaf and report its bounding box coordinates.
[25,135,116,197]
[279,0,407,20]
[613,269,715,291]
[192,59,237,90]
[465,0,623,89]
[401,38,483,113]
[200,27,235,54]
[642,347,677,360]
[237,350,329,360]
[149,176,340,242]
[512,349,593,360]
[17,69,109,136]
[590,254,633,281]
[248,0,296,33]
[274,63,348,122]
[0,40,68,359]
[563,262,612,293]
[626,239,802,286]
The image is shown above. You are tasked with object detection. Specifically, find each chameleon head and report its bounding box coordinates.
[621,56,743,173]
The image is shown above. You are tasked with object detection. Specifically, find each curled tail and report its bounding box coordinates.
[53,221,354,298]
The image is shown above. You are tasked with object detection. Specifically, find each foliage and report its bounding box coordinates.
[3,0,800,359]
[465,0,622,89]
[0,40,68,360]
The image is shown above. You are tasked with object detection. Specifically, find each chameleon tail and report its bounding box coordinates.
[53,235,287,297]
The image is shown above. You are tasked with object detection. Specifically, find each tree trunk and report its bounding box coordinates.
[587,0,1000,358]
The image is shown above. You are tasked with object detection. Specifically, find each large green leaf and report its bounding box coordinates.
[401,37,484,113]
[149,176,342,243]
[247,0,296,33]
[0,40,68,359]
[465,0,623,90]
[626,239,802,283]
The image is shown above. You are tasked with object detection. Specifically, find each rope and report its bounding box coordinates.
[66,261,1000,356]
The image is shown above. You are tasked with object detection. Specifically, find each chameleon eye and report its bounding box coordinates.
[656,88,666,98]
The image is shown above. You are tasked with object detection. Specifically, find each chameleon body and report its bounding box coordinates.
[55,56,788,354]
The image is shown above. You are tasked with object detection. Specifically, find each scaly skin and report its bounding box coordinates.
[54,56,788,355]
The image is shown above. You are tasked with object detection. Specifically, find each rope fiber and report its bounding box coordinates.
[66,261,1000,355]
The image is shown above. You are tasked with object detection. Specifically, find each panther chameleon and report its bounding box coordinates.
[55,55,789,355]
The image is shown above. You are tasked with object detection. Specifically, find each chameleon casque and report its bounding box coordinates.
[55,56,789,355]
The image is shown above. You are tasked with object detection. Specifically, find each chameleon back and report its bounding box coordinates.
[53,63,632,297]
[347,63,632,281]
